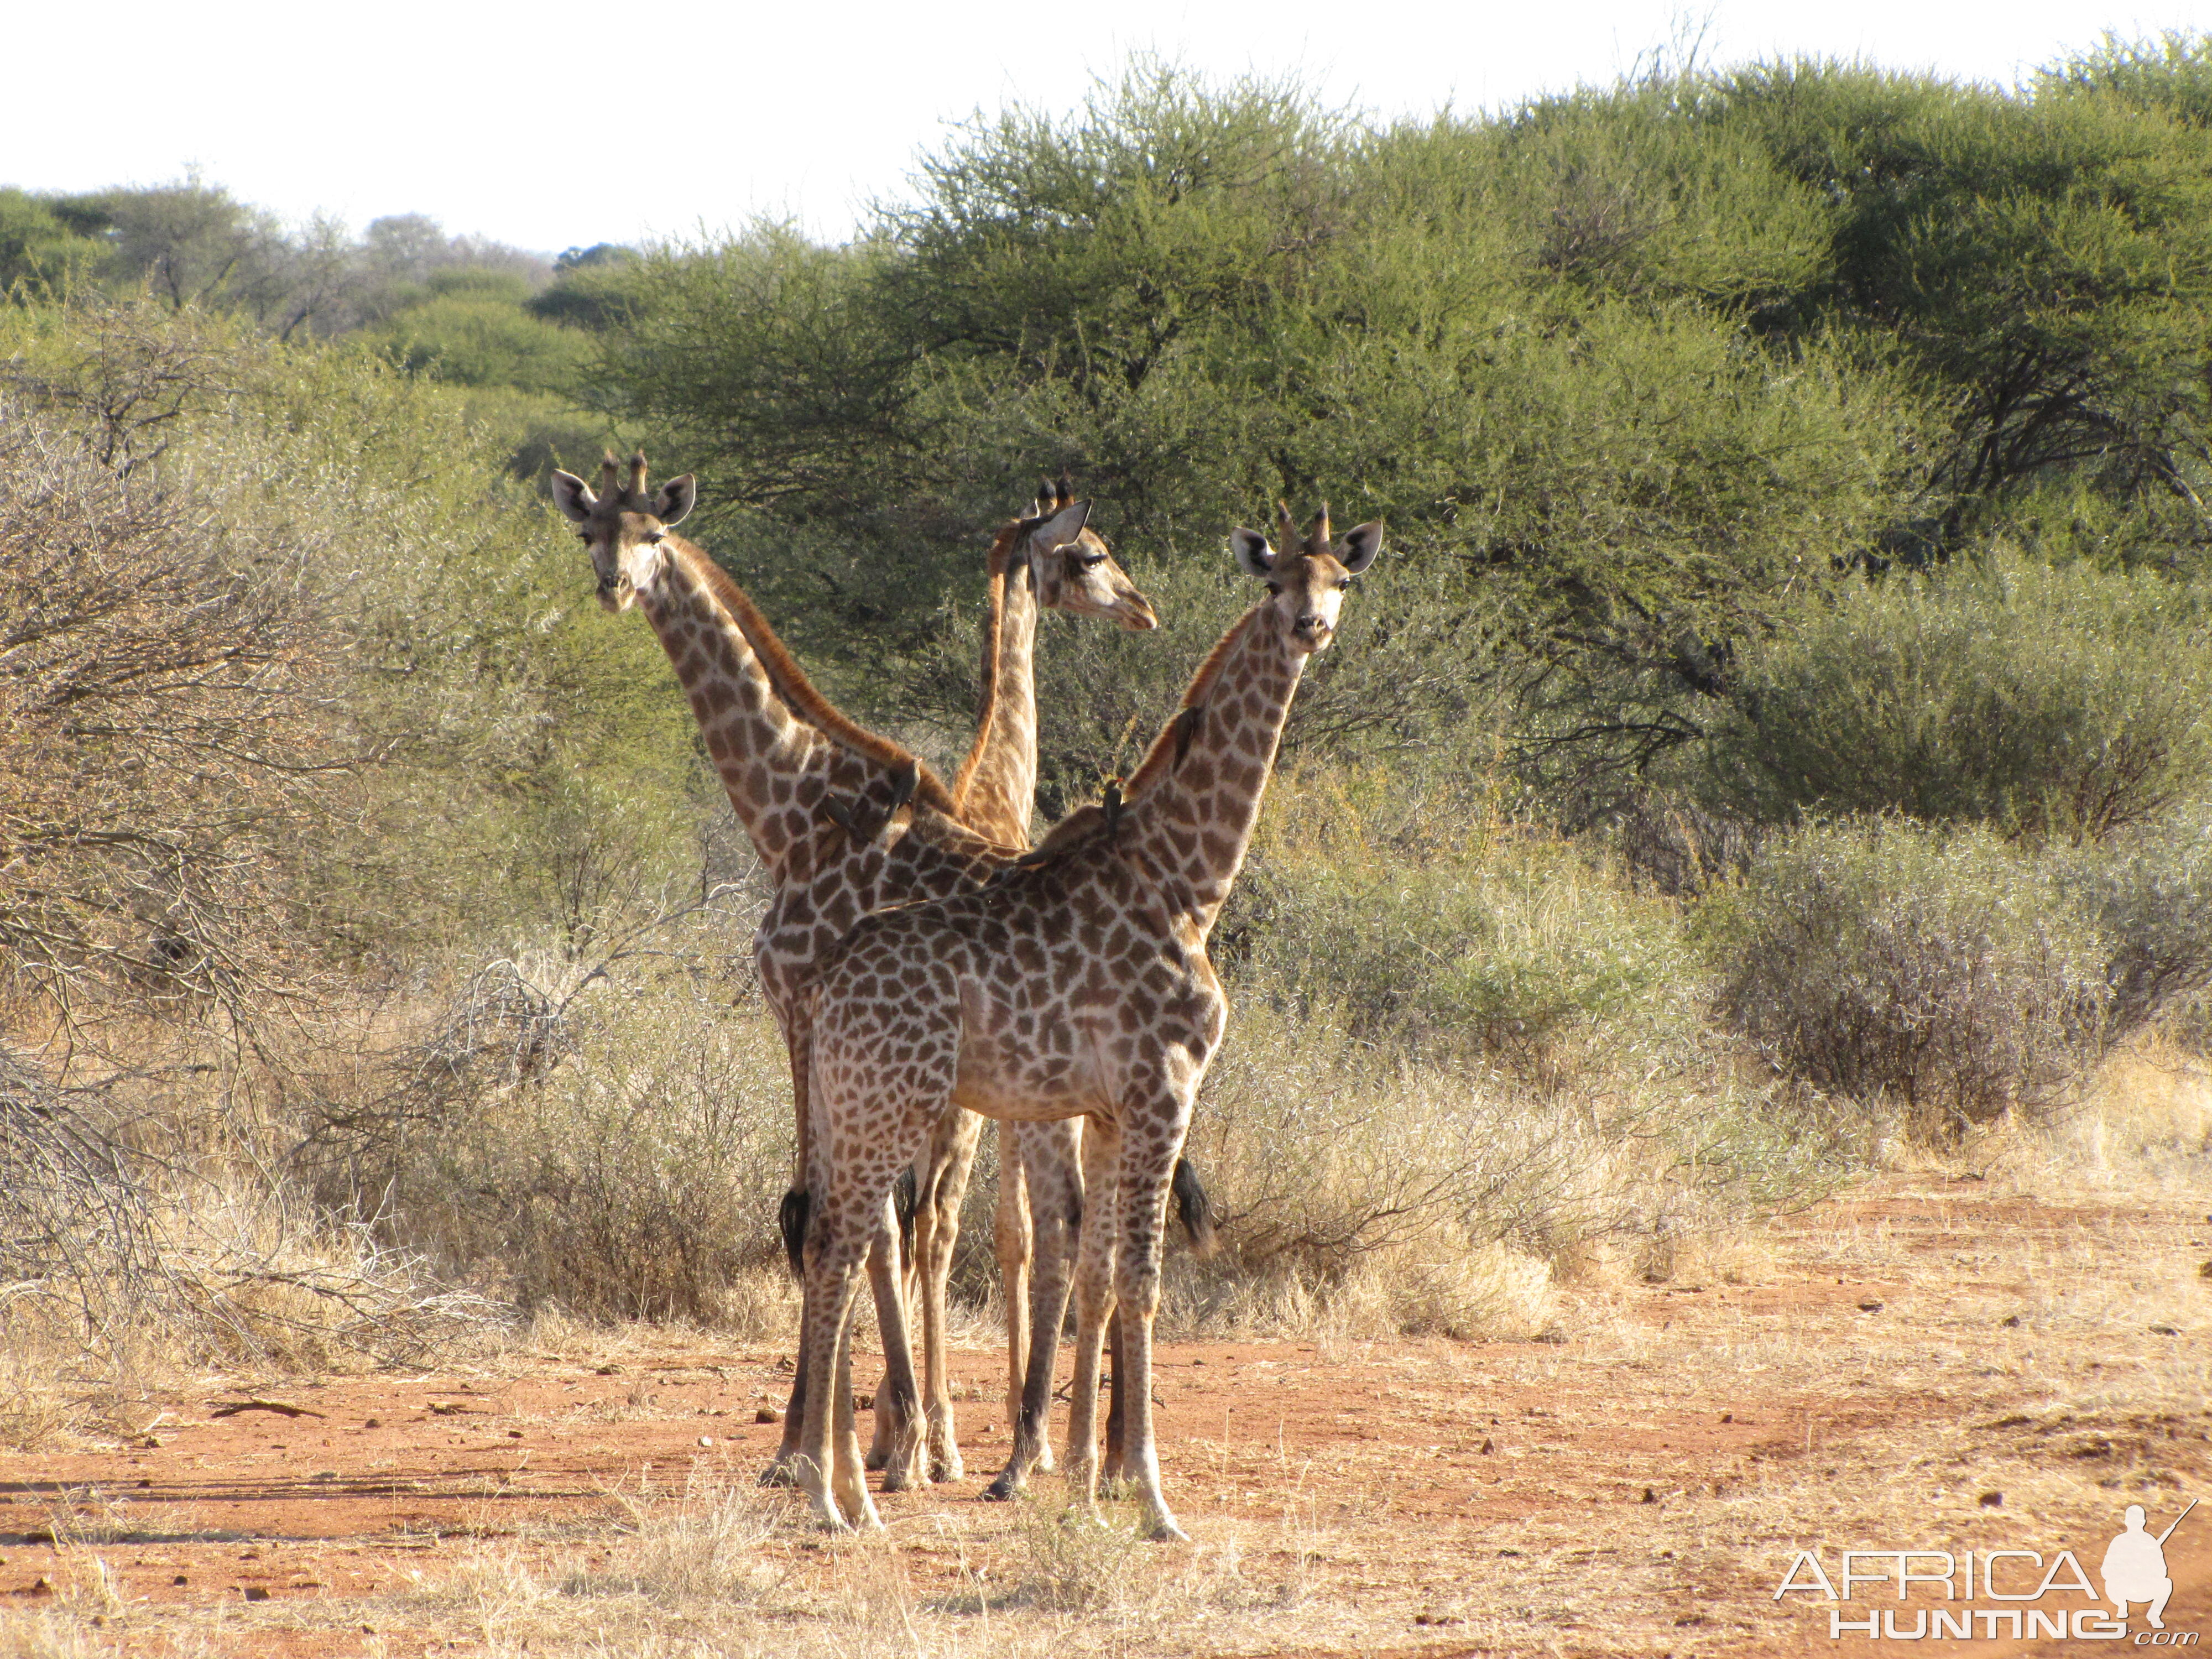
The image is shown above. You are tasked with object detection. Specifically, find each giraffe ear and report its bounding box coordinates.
[653,473,697,527]
[1229,527,1275,577]
[1337,520,1383,573]
[550,469,596,524]
[1037,498,1090,547]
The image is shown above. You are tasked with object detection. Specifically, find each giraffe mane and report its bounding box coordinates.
[669,538,960,816]
[1121,602,1267,799]
[950,520,1025,815]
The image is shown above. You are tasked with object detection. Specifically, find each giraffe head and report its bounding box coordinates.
[1015,476,1157,630]
[549,451,699,613]
[1228,502,1383,653]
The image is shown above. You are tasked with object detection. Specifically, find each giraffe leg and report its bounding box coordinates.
[1111,1094,1192,1543]
[830,1282,877,1528]
[1061,1113,1119,1521]
[865,1221,924,1491]
[795,1191,875,1531]
[985,1117,1079,1500]
[763,1343,809,1486]
[766,1019,813,1487]
[918,1104,982,1483]
[994,1120,1032,1446]
[865,1170,917,1473]
[1101,1307,1130,1495]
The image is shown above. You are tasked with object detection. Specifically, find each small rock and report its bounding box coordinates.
[2000,1314,2021,1328]
[1979,1491,2004,1509]
[854,1393,875,1411]
[2151,1324,2179,1336]
[508,1429,524,1439]
[363,1417,381,1430]
[2199,1260,2212,1279]
[595,1363,621,1376]
[243,1586,270,1602]
[173,1574,187,1585]
[1478,1437,1494,1454]
[1858,1300,1885,1313]
[755,1406,782,1424]
[30,1577,53,1597]
[1720,1412,1733,1423]
[1641,1487,1658,1504]
[697,1436,714,1448]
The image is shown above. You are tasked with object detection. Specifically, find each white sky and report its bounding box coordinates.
[7,0,2202,255]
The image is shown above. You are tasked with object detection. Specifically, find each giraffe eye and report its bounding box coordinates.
[1265,581,1282,596]
[1078,550,1107,568]
[644,530,665,545]
[1335,576,1351,591]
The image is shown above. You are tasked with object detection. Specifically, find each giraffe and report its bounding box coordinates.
[548,453,1155,1489]
[929,481,1212,1499]
[794,504,1382,1536]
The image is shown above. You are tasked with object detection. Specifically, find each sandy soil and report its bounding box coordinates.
[4,1173,2208,1657]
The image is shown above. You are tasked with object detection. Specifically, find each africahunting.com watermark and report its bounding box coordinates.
[1775,1500,2197,1642]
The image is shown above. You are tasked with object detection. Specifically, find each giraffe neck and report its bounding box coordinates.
[629,536,829,878]
[1123,603,1303,932]
[952,531,1040,848]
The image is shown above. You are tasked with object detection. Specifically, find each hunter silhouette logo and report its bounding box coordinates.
[1773,1498,2199,1642]
[2106,1501,2194,1630]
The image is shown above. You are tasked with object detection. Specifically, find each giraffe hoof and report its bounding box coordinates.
[982,1468,1022,1502]
[759,1457,802,1489]
[1146,1519,1191,1545]
[878,1453,924,1494]
[930,1451,964,1484]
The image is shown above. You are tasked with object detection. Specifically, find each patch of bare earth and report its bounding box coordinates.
[3,1173,2206,1658]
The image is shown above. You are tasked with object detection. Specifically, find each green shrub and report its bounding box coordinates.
[1698,817,2108,1139]
[1709,550,2212,841]
[1223,766,1697,1081]
[357,292,594,393]
[2054,799,2212,1036]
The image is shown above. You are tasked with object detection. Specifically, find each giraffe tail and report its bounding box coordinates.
[779,1186,810,1280]
[894,1165,919,1267]
[1172,1157,1218,1259]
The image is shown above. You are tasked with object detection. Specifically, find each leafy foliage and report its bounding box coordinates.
[1708,550,2212,841]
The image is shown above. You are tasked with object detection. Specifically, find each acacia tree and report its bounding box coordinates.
[0,394,347,1060]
